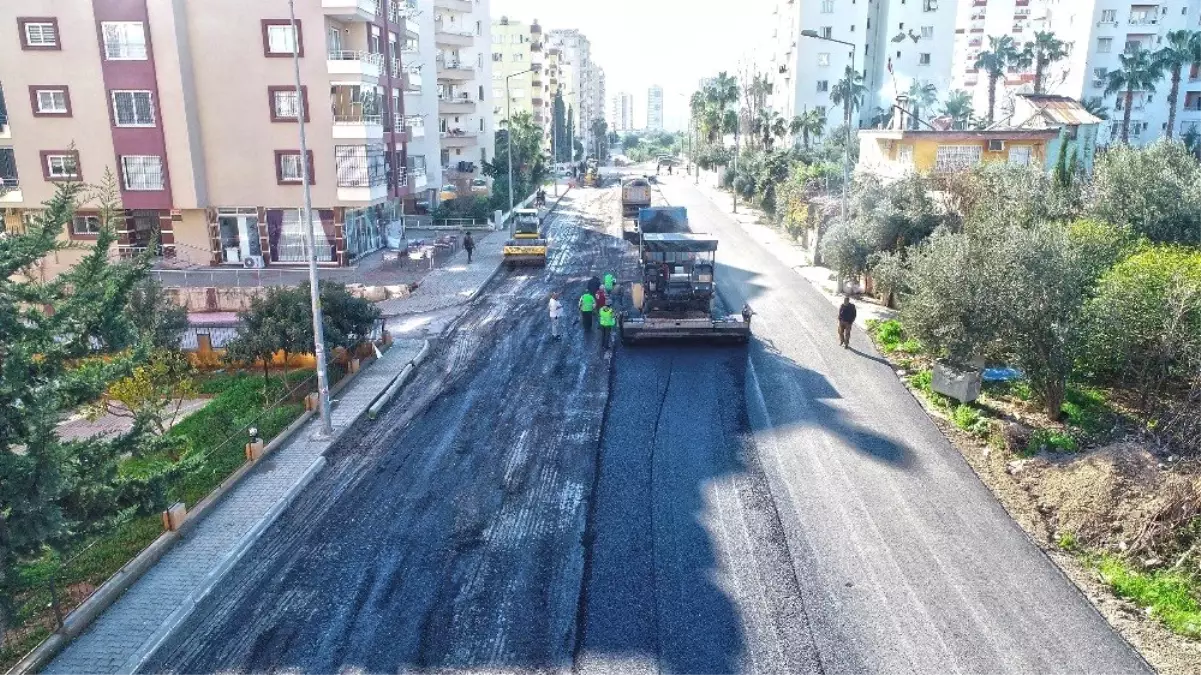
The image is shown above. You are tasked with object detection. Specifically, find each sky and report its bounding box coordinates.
[491,0,775,131]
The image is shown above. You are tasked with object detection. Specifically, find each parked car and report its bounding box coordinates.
[470,178,490,196]
[439,184,458,202]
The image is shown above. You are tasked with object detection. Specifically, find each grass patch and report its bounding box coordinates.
[1061,386,1113,435]
[867,319,922,355]
[983,378,1033,402]
[1096,555,1201,639]
[1057,531,1079,552]
[1026,428,1079,454]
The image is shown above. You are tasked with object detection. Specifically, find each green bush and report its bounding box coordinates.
[1026,428,1079,454]
[952,404,989,436]
[1097,555,1201,638]
[908,369,933,393]
[1061,386,1112,435]
[872,319,905,352]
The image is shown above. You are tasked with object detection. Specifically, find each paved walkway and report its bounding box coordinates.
[377,229,506,317]
[688,172,896,329]
[44,340,426,675]
[56,400,210,442]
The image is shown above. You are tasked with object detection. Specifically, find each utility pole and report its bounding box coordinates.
[288,0,331,438]
[733,114,739,214]
[801,29,856,230]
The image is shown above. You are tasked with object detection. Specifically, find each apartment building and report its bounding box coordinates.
[647,85,665,131]
[403,0,437,208]
[491,17,550,130]
[432,0,493,194]
[610,92,634,132]
[0,0,426,273]
[767,0,959,128]
[547,29,602,153]
[953,0,1201,145]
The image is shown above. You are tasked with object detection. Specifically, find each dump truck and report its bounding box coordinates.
[623,205,689,245]
[503,208,548,266]
[619,207,752,344]
[621,177,652,221]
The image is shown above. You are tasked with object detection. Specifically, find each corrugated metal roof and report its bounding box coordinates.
[1019,94,1103,126]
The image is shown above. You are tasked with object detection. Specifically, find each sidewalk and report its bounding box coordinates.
[689,172,896,329]
[43,340,427,675]
[377,229,506,317]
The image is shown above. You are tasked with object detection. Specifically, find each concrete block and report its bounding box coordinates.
[244,440,265,461]
[348,358,362,374]
[304,392,319,411]
[161,502,187,531]
[932,362,983,403]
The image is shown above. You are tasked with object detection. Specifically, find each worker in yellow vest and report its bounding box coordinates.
[598,304,616,351]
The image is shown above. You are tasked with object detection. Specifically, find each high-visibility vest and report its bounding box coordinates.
[579,293,596,312]
[603,274,616,291]
[598,306,616,328]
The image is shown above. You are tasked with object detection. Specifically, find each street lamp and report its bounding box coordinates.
[505,68,535,218]
[800,29,856,242]
[287,0,332,439]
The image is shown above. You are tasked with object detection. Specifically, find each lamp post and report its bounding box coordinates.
[506,68,535,219]
[801,29,856,234]
[287,0,332,438]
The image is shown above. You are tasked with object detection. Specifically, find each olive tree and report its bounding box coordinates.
[1088,140,1201,245]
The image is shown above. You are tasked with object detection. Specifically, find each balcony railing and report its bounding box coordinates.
[1128,15,1158,25]
[334,113,383,125]
[328,50,385,66]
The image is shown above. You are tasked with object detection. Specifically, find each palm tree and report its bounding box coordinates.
[1081,96,1110,120]
[829,66,866,132]
[975,35,1025,123]
[1156,30,1201,138]
[1022,31,1070,93]
[790,110,826,148]
[907,80,938,129]
[941,90,974,130]
[706,72,739,145]
[1105,47,1164,143]
[754,109,784,150]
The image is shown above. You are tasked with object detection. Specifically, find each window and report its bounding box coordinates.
[816,80,829,92]
[275,150,314,184]
[935,144,982,171]
[898,145,914,166]
[112,91,155,126]
[919,53,931,65]
[335,145,387,187]
[71,214,102,236]
[42,152,80,180]
[1100,9,1116,22]
[32,88,69,115]
[512,52,525,61]
[19,18,59,49]
[120,155,164,190]
[921,26,934,39]
[101,22,148,60]
[818,52,830,66]
[1008,145,1033,166]
[492,52,503,61]
[922,0,938,10]
[269,86,309,122]
[820,26,833,39]
[1098,37,1112,53]
[821,0,834,12]
[1093,67,1108,85]
[262,20,303,57]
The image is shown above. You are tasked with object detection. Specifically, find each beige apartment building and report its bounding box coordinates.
[0,0,422,274]
[491,17,550,130]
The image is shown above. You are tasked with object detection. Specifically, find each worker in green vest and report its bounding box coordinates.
[598,304,616,351]
[579,290,597,330]
[603,273,616,292]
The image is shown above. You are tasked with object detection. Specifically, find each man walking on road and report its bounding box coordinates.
[598,304,616,351]
[579,290,596,330]
[548,292,563,339]
[838,296,857,348]
[463,232,475,264]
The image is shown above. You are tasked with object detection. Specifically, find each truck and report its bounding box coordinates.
[618,207,752,345]
[620,177,652,221]
[502,208,548,266]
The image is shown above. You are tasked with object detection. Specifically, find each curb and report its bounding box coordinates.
[5,348,385,675]
[116,456,328,674]
[366,340,429,420]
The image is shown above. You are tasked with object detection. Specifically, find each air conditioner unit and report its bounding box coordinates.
[988,139,1006,151]
[243,255,266,269]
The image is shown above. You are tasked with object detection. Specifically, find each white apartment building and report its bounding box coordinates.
[547,29,602,154]
[610,92,634,132]
[953,0,1201,145]
[406,0,437,207]
[648,85,665,131]
[432,0,493,193]
[767,0,959,128]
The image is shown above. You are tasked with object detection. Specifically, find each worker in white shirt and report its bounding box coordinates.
[548,292,564,340]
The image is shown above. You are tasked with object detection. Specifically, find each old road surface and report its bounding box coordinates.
[141,180,1152,675]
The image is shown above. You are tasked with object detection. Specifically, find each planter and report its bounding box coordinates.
[932,362,983,403]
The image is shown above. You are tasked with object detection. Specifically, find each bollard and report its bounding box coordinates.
[304,392,319,411]
[348,357,361,374]
[162,502,187,531]
[245,439,265,461]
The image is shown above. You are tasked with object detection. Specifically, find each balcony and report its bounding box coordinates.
[404,72,423,92]
[405,114,426,138]
[439,94,476,113]
[389,0,418,24]
[333,112,384,139]
[1128,15,1158,25]
[435,25,474,47]
[437,57,475,80]
[322,0,379,22]
[327,50,383,81]
[410,168,428,190]
[440,130,478,148]
[434,0,473,12]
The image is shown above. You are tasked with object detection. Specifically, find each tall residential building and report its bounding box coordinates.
[610,92,634,132]
[406,0,438,208]
[1,0,421,274]
[491,17,550,131]
[952,0,1199,145]
[433,0,493,194]
[547,29,602,154]
[647,85,665,131]
[767,0,959,128]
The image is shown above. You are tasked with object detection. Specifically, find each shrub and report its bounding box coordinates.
[872,319,905,351]
[952,404,989,436]
[1060,387,1112,435]
[1026,428,1079,454]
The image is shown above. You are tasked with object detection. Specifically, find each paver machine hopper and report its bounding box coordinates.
[619,213,752,344]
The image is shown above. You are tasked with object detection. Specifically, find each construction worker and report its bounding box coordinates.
[548,292,563,340]
[579,289,597,330]
[598,304,616,351]
[595,286,608,310]
[603,273,616,293]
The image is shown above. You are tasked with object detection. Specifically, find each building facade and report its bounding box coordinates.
[610,92,634,132]
[647,85,664,131]
[547,29,602,154]
[432,0,493,195]
[491,16,550,131]
[1,0,425,273]
[767,0,959,129]
[404,0,438,209]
